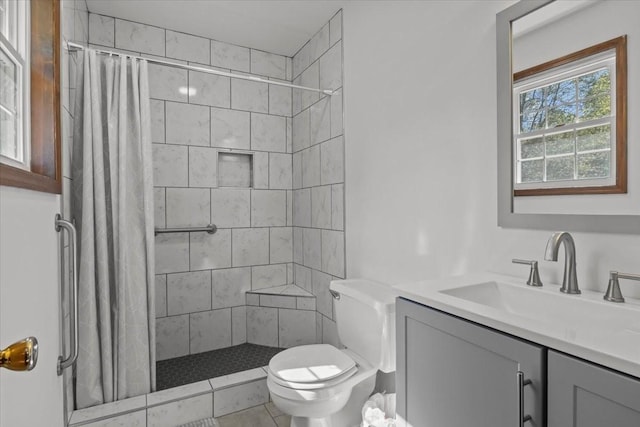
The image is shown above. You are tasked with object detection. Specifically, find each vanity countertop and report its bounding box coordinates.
[394,272,640,379]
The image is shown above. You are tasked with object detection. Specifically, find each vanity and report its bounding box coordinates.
[394,273,640,427]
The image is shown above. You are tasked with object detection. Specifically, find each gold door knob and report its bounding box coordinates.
[0,337,38,371]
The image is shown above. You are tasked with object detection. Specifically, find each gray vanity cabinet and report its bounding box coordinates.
[548,350,640,427]
[396,298,545,427]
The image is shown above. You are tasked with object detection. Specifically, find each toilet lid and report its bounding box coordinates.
[269,344,356,384]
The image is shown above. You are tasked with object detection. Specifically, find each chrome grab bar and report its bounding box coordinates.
[154,224,217,235]
[517,370,533,426]
[55,214,79,376]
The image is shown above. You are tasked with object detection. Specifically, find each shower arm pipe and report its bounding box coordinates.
[154,224,217,235]
[66,41,335,96]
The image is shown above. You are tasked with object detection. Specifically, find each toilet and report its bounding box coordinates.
[267,279,397,427]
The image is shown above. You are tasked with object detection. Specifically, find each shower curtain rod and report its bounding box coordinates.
[66,41,334,96]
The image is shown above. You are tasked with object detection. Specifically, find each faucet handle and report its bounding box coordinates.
[512,259,543,287]
[603,271,640,303]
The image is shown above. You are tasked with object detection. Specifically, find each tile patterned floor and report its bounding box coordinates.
[157,343,284,390]
[217,403,290,427]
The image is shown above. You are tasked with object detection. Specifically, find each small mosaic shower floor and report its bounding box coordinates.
[156,343,285,390]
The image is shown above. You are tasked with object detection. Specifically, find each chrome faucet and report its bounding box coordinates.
[544,232,581,294]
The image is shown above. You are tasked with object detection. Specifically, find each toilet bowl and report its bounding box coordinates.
[266,279,397,427]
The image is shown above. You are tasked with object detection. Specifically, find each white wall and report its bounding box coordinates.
[342,1,640,298]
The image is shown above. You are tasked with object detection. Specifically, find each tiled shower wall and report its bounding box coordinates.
[292,12,345,347]
[87,13,296,361]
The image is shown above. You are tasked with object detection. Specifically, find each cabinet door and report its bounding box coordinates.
[548,350,640,427]
[396,298,545,427]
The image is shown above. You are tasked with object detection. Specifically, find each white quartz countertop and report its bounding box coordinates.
[394,272,640,379]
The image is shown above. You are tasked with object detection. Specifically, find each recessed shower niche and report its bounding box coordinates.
[217,151,254,188]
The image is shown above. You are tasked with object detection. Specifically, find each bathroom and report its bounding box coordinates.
[0,1,639,426]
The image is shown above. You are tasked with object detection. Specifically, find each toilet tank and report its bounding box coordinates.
[330,279,397,373]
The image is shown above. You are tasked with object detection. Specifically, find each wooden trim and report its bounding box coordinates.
[0,0,62,194]
[513,36,627,197]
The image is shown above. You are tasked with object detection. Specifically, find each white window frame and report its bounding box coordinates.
[512,50,616,191]
[0,0,30,171]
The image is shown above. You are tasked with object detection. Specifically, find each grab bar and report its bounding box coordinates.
[154,224,217,235]
[55,214,79,376]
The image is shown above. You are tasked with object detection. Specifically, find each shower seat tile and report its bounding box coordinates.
[77,410,146,427]
[147,393,213,427]
[147,380,212,406]
[296,297,316,311]
[209,367,266,391]
[259,294,296,309]
[69,395,146,425]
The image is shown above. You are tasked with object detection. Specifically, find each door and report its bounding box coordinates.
[0,186,64,427]
[396,298,545,427]
[548,350,640,427]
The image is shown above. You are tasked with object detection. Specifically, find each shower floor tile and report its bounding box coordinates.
[156,343,285,390]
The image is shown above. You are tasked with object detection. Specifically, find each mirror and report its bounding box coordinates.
[497,0,640,233]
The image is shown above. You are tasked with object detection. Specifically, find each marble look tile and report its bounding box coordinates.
[316,312,324,344]
[218,405,276,427]
[211,188,250,228]
[293,189,311,227]
[310,96,331,144]
[294,264,312,293]
[88,14,114,47]
[214,379,269,417]
[270,227,292,264]
[211,40,250,72]
[286,190,293,227]
[293,40,310,80]
[165,102,210,146]
[322,315,341,348]
[251,190,286,227]
[150,99,165,143]
[232,228,269,267]
[218,152,252,188]
[75,9,89,44]
[321,230,345,278]
[156,315,190,360]
[286,117,293,153]
[312,269,333,319]
[155,233,189,274]
[269,83,292,117]
[251,113,286,153]
[232,78,268,113]
[330,88,343,137]
[286,57,293,81]
[165,188,210,227]
[303,228,322,270]
[210,108,250,150]
[297,297,316,311]
[211,267,251,309]
[311,186,331,229]
[154,188,165,228]
[147,394,213,427]
[246,306,278,347]
[167,270,211,315]
[166,30,209,64]
[331,184,344,230]
[69,395,146,424]
[190,308,232,353]
[330,11,343,46]
[269,153,292,190]
[153,144,187,187]
[253,151,269,189]
[260,294,295,309]
[147,381,211,406]
[309,24,330,64]
[300,61,320,111]
[251,50,286,80]
[148,63,188,102]
[320,41,342,90]
[321,136,344,185]
[293,227,304,265]
[156,274,167,318]
[189,229,232,270]
[279,309,316,347]
[232,306,247,345]
[252,264,287,290]
[292,109,310,153]
[292,151,302,189]
[302,145,321,188]
[292,76,303,117]
[209,367,265,390]
[115,19,164,55]
[79,410,146,427]
[189,71,231,108]
[189,146,217,188]
[246,293,260,306]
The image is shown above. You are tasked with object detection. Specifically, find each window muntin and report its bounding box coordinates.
[513,51,617,191]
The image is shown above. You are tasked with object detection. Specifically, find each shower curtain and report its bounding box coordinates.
[71,50,156,409]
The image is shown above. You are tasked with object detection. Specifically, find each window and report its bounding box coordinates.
[512,36,626,196]
[0,0,29,170]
